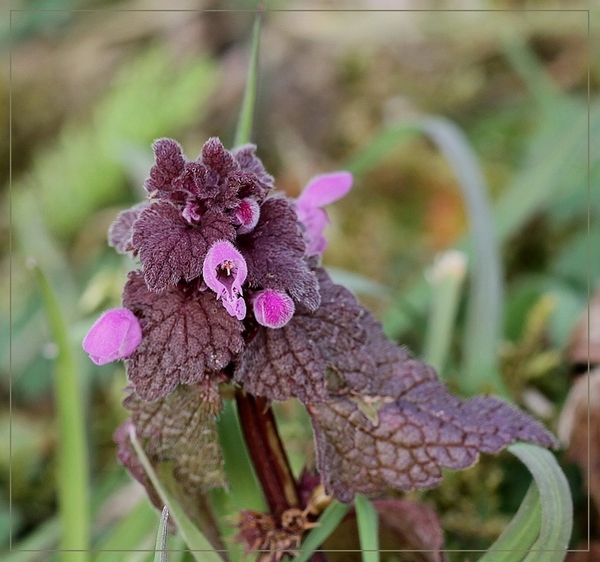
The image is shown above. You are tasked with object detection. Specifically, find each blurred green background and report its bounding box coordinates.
[2,0,598,560]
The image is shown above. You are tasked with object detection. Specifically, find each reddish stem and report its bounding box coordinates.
[235,390,300,517]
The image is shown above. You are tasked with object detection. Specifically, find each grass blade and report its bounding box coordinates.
[154,506,169,562]
[128,427,223,562]
[422,250,467,375]
[481,443,572,562]
[33,264,90,559]
[354,495,379,562]
[294,501,350,562]
[234,6,263,147]
[419,116,506,397]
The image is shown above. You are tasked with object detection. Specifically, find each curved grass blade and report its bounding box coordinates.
[355,495,379,562]
[234,6,263,147]
[480,443,572,562]
[154,506,169,562]
[479,484,542,562]
[293,501,350,562]
[128,427,224,562]
[419,116,506,397]
[34,264,91,560]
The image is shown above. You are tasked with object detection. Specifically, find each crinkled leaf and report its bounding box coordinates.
[123,383,226,492]
[238,198,320,310]
[108,202,151,254]
[232,144,274,198]
[309,383,557,503]
[123,270,244,401]
[145,138,186,193]
[131,201,235,292]
[235,269,368,403]
[201,137,238,179]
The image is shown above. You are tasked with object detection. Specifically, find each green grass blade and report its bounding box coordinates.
[234,6,263,147]
[154,507,169,562]
[481,443,572,562]
[479,484,541,562]
[128,428,223,562]
[354,495,379,562]
[419,116,506,397]
[293,501,350,562]
[94,497,160,561]
[33,264,91,560]
[216,399,266,512]
[422,250,467,375]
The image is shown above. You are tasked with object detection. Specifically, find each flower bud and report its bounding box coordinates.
[83,308,142,365]
[252,289,295,329]
[234,198,260,234]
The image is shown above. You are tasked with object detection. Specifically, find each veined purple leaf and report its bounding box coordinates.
[123,271,244,401]
[131,201,235,292]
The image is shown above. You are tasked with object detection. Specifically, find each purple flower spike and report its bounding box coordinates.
[295,171,353,256]
[203,240,248,320]
[83,308,142,365]
[252,289,295,329]
[234,198,260,234]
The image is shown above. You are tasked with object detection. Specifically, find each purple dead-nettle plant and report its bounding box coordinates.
[84,136,557,558]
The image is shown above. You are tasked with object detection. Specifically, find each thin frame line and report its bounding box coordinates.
[7,4,588,556]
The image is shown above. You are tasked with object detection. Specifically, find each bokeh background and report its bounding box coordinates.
[2,0,599,560]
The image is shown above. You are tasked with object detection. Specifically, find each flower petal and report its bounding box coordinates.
[296,171,353,210]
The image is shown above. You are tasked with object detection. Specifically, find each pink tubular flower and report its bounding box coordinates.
[294,171,353,256]
[82,308,142,365]
[234,198,260,234]
[203,240,248,320]
[252,289,295,329]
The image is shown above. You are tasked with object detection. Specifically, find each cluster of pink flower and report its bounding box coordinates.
[83,138,351,366]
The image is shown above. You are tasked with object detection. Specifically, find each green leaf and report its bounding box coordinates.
[128,428,223,562]
[293,501,350,562]
[154,507,170,562]
[355,495,380,562]
[234,7,263,147]
[481,443,572,562]
[34,264,91,560]
[216,399,266,512]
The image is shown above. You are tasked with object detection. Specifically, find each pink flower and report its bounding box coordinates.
[82,308,142,365]
[234,198,260,234]
[294,171,353,256]
[203,240,248,320]
[252,289,295,329]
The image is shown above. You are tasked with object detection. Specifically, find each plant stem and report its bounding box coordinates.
[235,390,300,517]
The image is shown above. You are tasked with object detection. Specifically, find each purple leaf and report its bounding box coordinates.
[122,270,244,401]
[131,201,235,292]
[235,269,370,402]
[238,198,320,311]
[308,384,558,503]
[108,202,150,255]
[200,137,238,178]
[123,383,226,493]
[145,138,186,193]
[232,144,274,198]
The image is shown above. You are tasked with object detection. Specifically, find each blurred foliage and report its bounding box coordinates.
[2,2,597,560]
